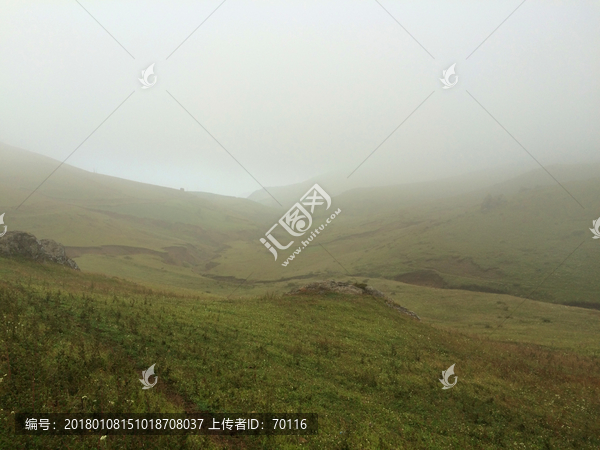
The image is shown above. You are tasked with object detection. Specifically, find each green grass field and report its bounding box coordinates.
[1,258,600,449]
[2,145,600,448]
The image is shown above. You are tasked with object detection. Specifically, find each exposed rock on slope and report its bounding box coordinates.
[288,280,420,320]
[0,231,80,270]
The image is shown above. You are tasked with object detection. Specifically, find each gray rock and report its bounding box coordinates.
[0,231,80,270]
[289,280,364,296]
[288,280,420,320]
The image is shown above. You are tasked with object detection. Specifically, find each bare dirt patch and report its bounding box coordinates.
[394,270,448,288]
[162,245,206,267]
[428,256,504,279]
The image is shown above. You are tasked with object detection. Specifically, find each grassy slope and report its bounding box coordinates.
[0,143,273,279]
[1,258,599,449]
[376,278,600,357]
[2,143,600,309]
[0,143,272,243]
[214,171,600,308]
[1,143,600,388]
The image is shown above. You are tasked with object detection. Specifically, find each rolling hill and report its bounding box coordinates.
[2,144,600,448]
[2,142,600,309]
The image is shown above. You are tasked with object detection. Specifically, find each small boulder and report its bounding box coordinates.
[0,231,80,270]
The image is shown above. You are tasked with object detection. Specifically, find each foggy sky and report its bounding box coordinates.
[1,0,599,198]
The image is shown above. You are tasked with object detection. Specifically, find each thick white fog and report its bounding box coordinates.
[0,0,599,197]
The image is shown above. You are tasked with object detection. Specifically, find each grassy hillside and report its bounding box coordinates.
[2,143,600,310]
[247,163,533,208]
[0,142,273,277]
[215,168,600,308]
[1,258,599,449]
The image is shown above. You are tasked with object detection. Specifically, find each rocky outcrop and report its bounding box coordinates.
[289,280,365,296]
[288,280,420,320]
[0,231,80,270]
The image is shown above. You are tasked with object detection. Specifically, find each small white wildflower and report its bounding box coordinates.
[100,435,107,441]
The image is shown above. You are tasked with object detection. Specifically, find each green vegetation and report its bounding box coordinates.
[3,145,600,448]
[2,144,600,309]
[1,259,599,449]
[215,177,600,309]
[377,278,600,357]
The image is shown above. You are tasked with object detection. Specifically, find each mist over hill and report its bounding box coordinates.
[246,163,533,208]
[3,1,600,447]
[1,143,599,308]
